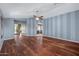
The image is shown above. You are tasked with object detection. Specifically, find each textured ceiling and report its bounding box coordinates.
[0,3,64,18]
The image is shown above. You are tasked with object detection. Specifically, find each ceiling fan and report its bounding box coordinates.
[33,15,43,20]
[33,10,44,20]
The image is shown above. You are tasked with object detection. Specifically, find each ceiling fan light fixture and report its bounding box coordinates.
[36,17,39,20]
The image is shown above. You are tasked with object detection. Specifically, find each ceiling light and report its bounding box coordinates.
[36,17,39,20]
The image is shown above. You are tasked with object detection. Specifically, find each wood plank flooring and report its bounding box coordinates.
[0,35,79,56]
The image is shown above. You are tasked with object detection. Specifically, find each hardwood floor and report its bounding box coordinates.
[0,35,79,56]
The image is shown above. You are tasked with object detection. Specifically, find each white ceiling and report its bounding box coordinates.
[0,3,64,18]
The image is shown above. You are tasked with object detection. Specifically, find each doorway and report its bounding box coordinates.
[14,21,26,35]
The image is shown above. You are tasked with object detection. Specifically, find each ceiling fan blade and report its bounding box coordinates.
[33,15,44,20]
[39,16,43,20]
[33,15,37,18]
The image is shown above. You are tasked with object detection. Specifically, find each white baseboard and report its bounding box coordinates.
[4,36,14,40]
[44,35,79,43]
